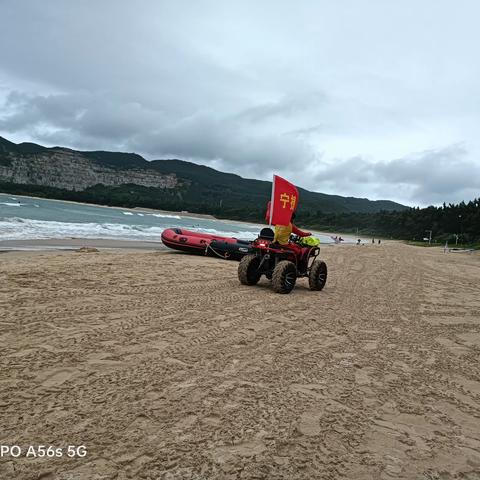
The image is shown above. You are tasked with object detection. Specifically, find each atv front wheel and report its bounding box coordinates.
[309,260,327,291]
[238,254,262,285]
[272,260,297,294]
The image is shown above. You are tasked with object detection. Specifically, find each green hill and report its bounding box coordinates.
[0,136,406,220]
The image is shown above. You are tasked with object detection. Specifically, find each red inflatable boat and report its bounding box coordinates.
[161,228,253,260]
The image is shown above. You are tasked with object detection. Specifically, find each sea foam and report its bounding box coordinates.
[0,217,258,241]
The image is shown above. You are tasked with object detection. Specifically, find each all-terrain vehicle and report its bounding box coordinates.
[238,228,327,294]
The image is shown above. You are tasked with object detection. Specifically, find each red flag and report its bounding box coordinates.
[267,175,299,226]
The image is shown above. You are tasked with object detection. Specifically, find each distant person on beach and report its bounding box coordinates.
[357,239,361,245]
[372,238,375,244]
[378,239,381,245]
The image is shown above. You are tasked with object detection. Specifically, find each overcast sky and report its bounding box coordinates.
[1,1,479,206]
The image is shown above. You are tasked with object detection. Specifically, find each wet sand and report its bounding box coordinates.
[0,237,164,252]
[1,243,479,479]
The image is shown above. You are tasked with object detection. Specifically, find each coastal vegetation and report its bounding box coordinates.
[295,200,480,245]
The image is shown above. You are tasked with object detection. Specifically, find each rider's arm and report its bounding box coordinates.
[291,224,311,237]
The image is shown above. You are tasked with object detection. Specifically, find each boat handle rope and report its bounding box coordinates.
[205,243,230,259]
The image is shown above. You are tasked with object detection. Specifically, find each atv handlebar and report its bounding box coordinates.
[290,234,300,243]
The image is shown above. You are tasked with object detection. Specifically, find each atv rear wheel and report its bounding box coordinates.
[272,260,297,294]
[309,260,327,291]
[238,254,262,285]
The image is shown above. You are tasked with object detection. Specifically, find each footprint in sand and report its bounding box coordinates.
[35,368,78,388]
[69,457,117,478]
[355,368,373,386]
[290,383,326,400]
[296,410,323,436]
[126,414,160,436]
[173,414,198,431]
[212,440,266,465]
[202,415,221,426]
[436,337,470,355]
[86,359,128,372]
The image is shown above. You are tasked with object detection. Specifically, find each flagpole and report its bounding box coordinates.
[269,174,275,226]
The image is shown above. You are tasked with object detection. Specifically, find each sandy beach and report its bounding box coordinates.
[1,243,480,479]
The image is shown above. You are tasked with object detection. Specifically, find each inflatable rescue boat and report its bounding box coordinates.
[161,228,253,260]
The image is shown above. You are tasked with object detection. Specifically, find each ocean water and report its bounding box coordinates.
[0,193,348,244]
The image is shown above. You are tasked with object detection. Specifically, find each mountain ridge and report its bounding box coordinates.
[0,136,407,218]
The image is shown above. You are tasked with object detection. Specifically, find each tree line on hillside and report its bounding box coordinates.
[1,182,479,244]
[296,199,480,244]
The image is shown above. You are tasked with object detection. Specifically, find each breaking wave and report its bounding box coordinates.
[0,217,258,241]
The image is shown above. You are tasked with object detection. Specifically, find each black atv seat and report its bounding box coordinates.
[259,227,274,241]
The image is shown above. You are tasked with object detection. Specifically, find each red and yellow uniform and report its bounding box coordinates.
[274,223,311,255]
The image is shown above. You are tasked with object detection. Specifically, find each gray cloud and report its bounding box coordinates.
[0,90,316,173]
[1,0,479,206]
[315,144,480,204]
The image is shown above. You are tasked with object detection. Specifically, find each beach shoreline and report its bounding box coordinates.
[0,236,369,253]
[0,237,165,252]
[1,192,368,244]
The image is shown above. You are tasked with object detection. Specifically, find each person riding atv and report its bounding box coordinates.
[273,212,311,256]
[238,223,327,294]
